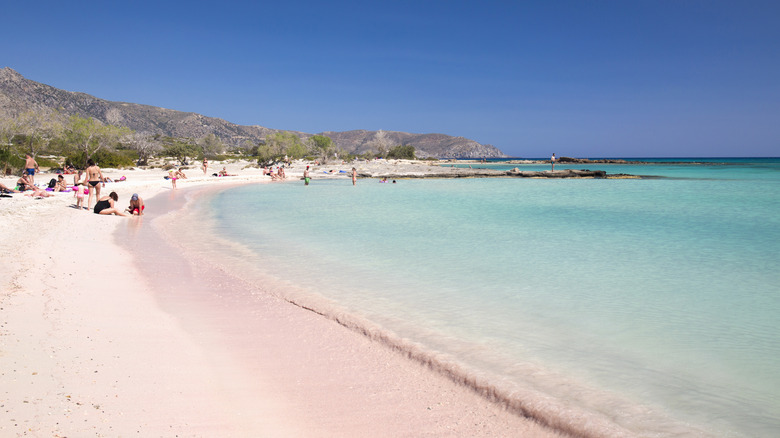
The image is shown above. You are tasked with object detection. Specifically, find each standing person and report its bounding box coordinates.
[202,157,208,175]
[25,154,39,185]
[74,184,86,210]
[304,165,310,186]
[551,153,556,171]
[352,167,357,186]
[84,159,105,211]
[168,169,178,189]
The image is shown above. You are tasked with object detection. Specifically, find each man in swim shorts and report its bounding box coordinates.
[25,154,39,185]
[127,193,145,216]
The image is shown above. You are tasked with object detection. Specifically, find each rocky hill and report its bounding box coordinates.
[0,67,506,158]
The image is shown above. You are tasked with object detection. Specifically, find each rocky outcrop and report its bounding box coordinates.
[0,67,506,159]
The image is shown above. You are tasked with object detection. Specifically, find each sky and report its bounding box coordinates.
[2,0,779,157]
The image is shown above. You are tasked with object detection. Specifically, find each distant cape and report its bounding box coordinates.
[0,67,507,159]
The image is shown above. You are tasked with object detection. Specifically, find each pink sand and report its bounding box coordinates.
[1,178,566,436]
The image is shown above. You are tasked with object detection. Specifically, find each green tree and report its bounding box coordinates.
[13,109,65,158]
[198,133,224,159]
[162,138,199,165]
[126,132,162,166]
[65,115,130,166]
[308,134,334,161]
[262,132,306,165]
[0,117,18,175]
[387,145,416,160]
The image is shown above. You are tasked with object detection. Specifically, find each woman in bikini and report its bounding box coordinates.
[84,159,105,211]
[93,192,127,216]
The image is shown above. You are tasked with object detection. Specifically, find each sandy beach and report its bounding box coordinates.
[1,160,566,437]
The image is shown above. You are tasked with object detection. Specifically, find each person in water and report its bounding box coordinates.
[304,166,310,186]
[93,191,127,216]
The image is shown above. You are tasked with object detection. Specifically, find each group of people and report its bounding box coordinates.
[3,155,144,217]
[167,168,187,189]
[264,166,285,180]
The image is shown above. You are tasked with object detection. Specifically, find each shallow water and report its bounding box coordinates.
[202,159,780,437]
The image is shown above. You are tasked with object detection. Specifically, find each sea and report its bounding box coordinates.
[174,158,780,437]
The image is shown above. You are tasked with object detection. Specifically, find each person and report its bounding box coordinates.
[93,191,127,216]
[202,158,208,175]
[16,174,33,191]
[74,184,86,209]
[303,166,310,185]
[84,159,105,210]
[352,167,357,186]
[218,167,236,177]
[380,177,388,183]
[278,166,286,179]
[24,187,54,198]
[175,168,187,179]
[25,154,39,185]
[0,182,19,193]
[54,175,68,192]
[126,193,145,216]
[168,169,178,189]
[551,153,556,171]
[74,170,83,187]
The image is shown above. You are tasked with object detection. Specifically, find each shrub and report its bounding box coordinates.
[387,145,416,160]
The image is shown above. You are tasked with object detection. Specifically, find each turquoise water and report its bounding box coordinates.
[205,159,780,437]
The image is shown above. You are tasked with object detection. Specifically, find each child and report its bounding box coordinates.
[75,185,87,210]
[168,169,177,189]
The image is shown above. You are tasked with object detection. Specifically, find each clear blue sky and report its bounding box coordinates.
[2,0,779,157]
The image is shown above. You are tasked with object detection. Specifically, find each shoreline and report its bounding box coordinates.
[114,182,575,437]
[1,162,567,437]
[124,181,659,438]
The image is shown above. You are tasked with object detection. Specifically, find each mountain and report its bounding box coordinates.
[0,67,506,158]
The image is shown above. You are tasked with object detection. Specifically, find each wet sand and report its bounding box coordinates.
[1,161,567,437]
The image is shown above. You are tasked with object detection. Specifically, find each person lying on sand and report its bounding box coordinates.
[0,182,19,193]
[24,187,54,198]
[93,192,127,216]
